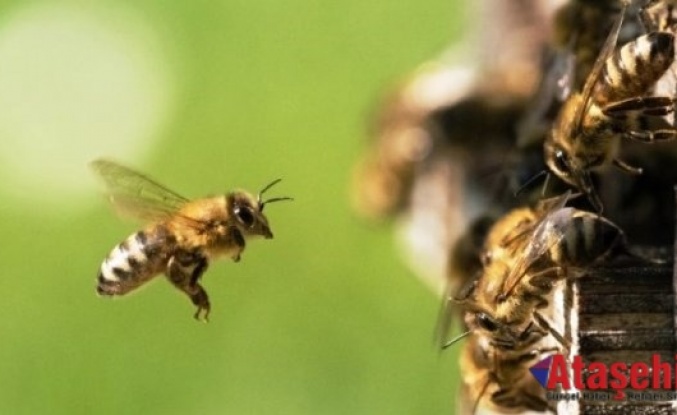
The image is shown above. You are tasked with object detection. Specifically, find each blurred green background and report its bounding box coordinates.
[0,1,465,414]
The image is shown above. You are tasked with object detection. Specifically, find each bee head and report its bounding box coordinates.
[228,179,293,239]
[465,310,515,350]
[544,143,602,212]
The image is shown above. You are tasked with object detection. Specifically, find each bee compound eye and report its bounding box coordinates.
[477,313,499,332]
[234,206,255,227]
[554,150,570,177]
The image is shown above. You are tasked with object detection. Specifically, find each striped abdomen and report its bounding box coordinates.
[594,31,675,106]
[97,226,174,296]
[550,211,624,267]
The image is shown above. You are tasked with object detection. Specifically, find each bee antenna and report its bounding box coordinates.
[264,196,294,203]
[513,170,548,197]
[258,178,283,200]
[259,197,294,212]
[541,172,551,197]
[257,179,293,211]
[441,330,472,350]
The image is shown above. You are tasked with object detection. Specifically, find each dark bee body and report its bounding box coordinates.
[545,8,677,210]
[92,160,290,321]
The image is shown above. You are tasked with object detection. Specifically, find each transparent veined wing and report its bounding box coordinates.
[571,4,625,134]
[91,159,191,222]
[498,191,574,299]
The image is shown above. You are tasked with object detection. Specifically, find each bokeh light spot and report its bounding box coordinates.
[0,3,175,210]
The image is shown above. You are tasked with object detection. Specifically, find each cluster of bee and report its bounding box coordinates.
[444,191,644,413]
[353,0,677,413]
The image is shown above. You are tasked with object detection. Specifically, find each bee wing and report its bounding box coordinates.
[499,230,566,301]
[535,190,578,213]
[499,192,573,297]
[553,50,576,102]
[516,48,576,147]
[91,159,191,222]
[571,5,625,134]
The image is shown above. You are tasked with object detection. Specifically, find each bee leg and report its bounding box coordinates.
[520,393,551,413]
[517,322,547,345]
[520,346,560,362]
[604,97,677,143]
[166,251,211,322]
[515,349,541,364]
[230,227,245,262]
[493,388,549,413]
[528,266,562,291]
[533,311,570,350]
[612,158,643,175]
[626,129,677,142]
[603,96,675,117]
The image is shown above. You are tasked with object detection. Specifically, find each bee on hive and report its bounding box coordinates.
[545,6,677,211]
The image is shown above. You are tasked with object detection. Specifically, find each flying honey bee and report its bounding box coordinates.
[91,159,292,321]
[544,5,677,211]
